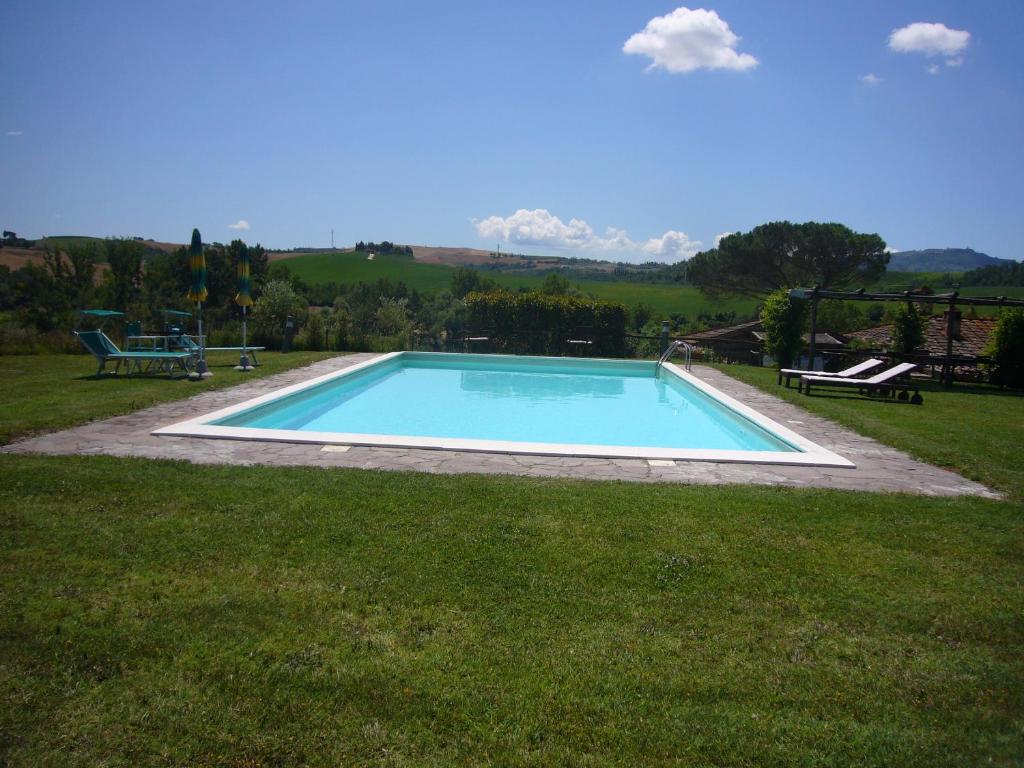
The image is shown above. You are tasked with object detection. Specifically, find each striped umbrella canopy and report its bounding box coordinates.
[187,228,208,303]
[234,242,253,308]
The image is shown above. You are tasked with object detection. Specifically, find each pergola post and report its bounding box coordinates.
[944,292,958,388]
[807,285,820,371]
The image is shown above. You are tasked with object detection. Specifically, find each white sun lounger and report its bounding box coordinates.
[799,362,921,403]
[778,358,884,387]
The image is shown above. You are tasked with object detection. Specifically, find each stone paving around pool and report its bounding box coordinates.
[1,353,998,497]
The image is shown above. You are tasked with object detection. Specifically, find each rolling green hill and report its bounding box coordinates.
[888,247,1007,272]
[275,249,1024,321]
[34,236,178,261]
[280,250,455,293]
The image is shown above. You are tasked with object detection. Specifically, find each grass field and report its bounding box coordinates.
[282,250,759,318]
[1,455,1021,767]
[37,235,106,251]
[1,355,1022,765]
[714,364,1024,499]
[276,249,1023,320]
[0,351,336,446]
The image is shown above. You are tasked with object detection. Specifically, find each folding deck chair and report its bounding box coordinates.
[76,330,193,377]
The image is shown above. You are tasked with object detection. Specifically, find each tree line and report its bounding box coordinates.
[2,220,944,358]
[0,238,268,350]
[354,241,413,256]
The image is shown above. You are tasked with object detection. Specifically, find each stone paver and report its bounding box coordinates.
[1,354,998,497]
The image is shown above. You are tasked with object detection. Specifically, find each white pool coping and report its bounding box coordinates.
[152,352,854,468]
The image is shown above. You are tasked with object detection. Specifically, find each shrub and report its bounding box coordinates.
[464,290,627,356]
[985,308,1024,388]
[252,280,307,347]
[372,297,413,350]
[890,303,924,356]
[759,289,807,368]
[297,309,327,351]
[253,280,305,331]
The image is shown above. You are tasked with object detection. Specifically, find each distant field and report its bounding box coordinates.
[197,248,1024,320]
[959,285,1024,299]
[871,271,957,291]
[38,235,106,250]
[283,250,456,292]
[279,250,759,318]
[0,237,179,268]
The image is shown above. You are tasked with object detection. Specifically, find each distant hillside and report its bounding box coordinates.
[887,248,1009,272]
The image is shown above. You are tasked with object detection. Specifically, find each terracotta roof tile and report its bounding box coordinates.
[847,315,996,358]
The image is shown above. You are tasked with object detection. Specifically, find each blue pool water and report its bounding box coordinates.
[213,353,798,453]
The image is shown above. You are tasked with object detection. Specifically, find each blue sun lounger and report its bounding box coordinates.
[76,329,193,377]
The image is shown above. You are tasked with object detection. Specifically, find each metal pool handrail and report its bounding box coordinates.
[656,340,693,372]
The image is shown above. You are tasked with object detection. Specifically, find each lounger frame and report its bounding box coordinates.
[799,363,922,403]
[777,358,884,388]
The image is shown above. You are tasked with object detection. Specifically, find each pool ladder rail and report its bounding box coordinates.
[656,340,694,373]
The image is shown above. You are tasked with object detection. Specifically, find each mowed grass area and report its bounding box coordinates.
[1,355,1022,764]
[1,455,1022,766]
[0,351,336,445]
[715,364,1024,499]
[280,250,761,318]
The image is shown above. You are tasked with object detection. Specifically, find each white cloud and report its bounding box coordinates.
[714,232,733,247]
[623,7,758,74]
[640,230,701,259]
[475,209,595,249]
[5,130,23,136]
[227,219,250,230]
[860,73,882,86]
[888,22,969,71]
[474,209,701,262]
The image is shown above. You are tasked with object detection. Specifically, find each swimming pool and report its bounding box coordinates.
[153,352,853,466]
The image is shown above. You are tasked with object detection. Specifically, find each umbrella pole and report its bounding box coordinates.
[194,301,212,378]
[236,305,252,371]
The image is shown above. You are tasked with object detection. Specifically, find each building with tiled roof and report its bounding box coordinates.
[681,320,845,364]
[846,311,996,359]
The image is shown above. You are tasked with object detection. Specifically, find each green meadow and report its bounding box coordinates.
[281,250,757,318]
[1,353,1022,765]
[276,249,1021,318]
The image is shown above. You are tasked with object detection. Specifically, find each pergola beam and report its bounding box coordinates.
[788,287,1023,389]
[790,287,1024,308]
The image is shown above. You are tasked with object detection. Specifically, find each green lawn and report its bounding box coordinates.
[1,355,1022,765]
[714,364,1024,499]
[1,455,1021,767]
[0,351,336,446]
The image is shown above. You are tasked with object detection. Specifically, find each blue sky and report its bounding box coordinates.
[2,1,1022,262]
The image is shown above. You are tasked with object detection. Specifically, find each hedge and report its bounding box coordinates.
[463,290,627,356]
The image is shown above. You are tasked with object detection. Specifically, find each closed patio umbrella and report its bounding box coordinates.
[234,242,254,371]
[187,228,212,378]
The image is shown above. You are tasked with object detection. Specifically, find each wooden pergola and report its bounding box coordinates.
[789,287,1024,387]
